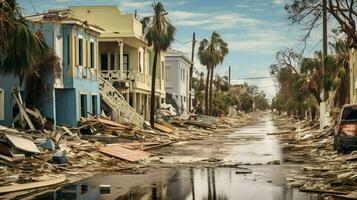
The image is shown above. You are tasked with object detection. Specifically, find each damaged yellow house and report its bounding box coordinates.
[70,6,166,120]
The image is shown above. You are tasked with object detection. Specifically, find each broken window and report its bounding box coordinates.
[80,94,87,118]
[0,89,3,120]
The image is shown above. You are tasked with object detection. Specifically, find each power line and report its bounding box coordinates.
[231,76,276,80]
[28,0,38,14]
[175,39,192,44]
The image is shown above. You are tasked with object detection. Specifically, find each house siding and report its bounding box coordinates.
[0,21,101,128]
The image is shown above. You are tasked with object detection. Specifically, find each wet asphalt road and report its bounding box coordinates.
[33,113,321,200]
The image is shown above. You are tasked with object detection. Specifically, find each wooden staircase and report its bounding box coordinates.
[98,75,144,127]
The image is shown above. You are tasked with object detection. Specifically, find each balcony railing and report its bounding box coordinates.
[100,70,151,86]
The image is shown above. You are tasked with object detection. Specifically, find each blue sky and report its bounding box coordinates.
[18,0,324,100]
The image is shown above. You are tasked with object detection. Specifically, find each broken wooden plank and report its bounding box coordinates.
[300,188,348,195]
[0,175,66,194]
[99,145,151,162]
[4,133,40,154]
[97,118,129,129]
[12,88,35,130]
[154,123,173,133]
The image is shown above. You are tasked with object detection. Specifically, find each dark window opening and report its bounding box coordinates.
[78,39,83,66]
[101,54,108,70]
[139,52,142,72]
[124,54,129,71]
[80,94,87,118]
[90,42,94,68]
[67,35,70,65]
[92,95,97,116]
[110,54,115,70]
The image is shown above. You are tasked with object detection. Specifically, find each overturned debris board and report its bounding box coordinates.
[0,175,66,194]
[4,133,40,153]
[154,123,173,133]
[99,145,151,162]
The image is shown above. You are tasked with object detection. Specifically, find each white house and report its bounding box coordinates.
[165,49,193,114]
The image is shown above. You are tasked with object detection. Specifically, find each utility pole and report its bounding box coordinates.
[189,32,196,112]
[320,0,328,130]
[228,66,231,87]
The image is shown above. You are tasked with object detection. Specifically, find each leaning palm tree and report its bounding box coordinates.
[197,32,228,115]
[0,0,48,81]
[141,2,176,127]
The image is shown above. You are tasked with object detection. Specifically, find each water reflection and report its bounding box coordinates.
[33,167,320,200]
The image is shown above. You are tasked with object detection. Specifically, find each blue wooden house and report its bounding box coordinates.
[0,10,103,127]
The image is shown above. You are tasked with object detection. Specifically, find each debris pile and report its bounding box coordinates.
[274,116,357,199]
[0,101,256,199]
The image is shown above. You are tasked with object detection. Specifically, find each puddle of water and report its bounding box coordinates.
[31,167,321,200]
[224,113,282,164]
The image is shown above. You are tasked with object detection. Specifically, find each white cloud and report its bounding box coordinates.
[273,0,284,5]
[168,11,262,29]
[227,30,295,54]
[119,0,151,9]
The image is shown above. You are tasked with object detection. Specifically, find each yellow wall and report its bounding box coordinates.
[70,6,142,38]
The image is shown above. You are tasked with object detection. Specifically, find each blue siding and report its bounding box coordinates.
[0,75,21,126]
[0,21,101,128]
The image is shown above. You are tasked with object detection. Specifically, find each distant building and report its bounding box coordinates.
[0,10,102,127]
[165,49,192,114]
[231,84,246,96]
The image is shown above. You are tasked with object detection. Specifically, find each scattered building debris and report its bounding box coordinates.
[274,115,357,197]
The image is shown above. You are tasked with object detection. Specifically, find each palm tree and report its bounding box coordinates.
[141,2,176,127]
[330,37,350,107]
[197,32,228,115]
[0,0,48,82]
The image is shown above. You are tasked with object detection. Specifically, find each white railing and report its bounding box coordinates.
[98,75,144,127]
[100,70,151,87]
[100,70,122,82]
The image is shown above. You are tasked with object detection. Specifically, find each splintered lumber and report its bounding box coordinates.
[99,145,151,162]
[154,123,173,133]
[300,188,348,195]
[0,175,66,194]
[4,133,40,154]
[12,88,35,130]
[97,118,130,129]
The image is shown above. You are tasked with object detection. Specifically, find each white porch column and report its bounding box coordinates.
[138,93,142,115]
[119,41,124,79]
[133,91,137,112]
[126,91,129,103]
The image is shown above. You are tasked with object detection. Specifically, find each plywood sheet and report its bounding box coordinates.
[99,145,151,162]
[154,123,173,133]
[4,133,40,154]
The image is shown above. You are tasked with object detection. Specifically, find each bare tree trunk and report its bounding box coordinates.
[209,66,214,116]
[150,47,159,128]
[205,67,210,115]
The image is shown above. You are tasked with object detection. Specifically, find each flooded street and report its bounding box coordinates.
[33,114,321,200]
